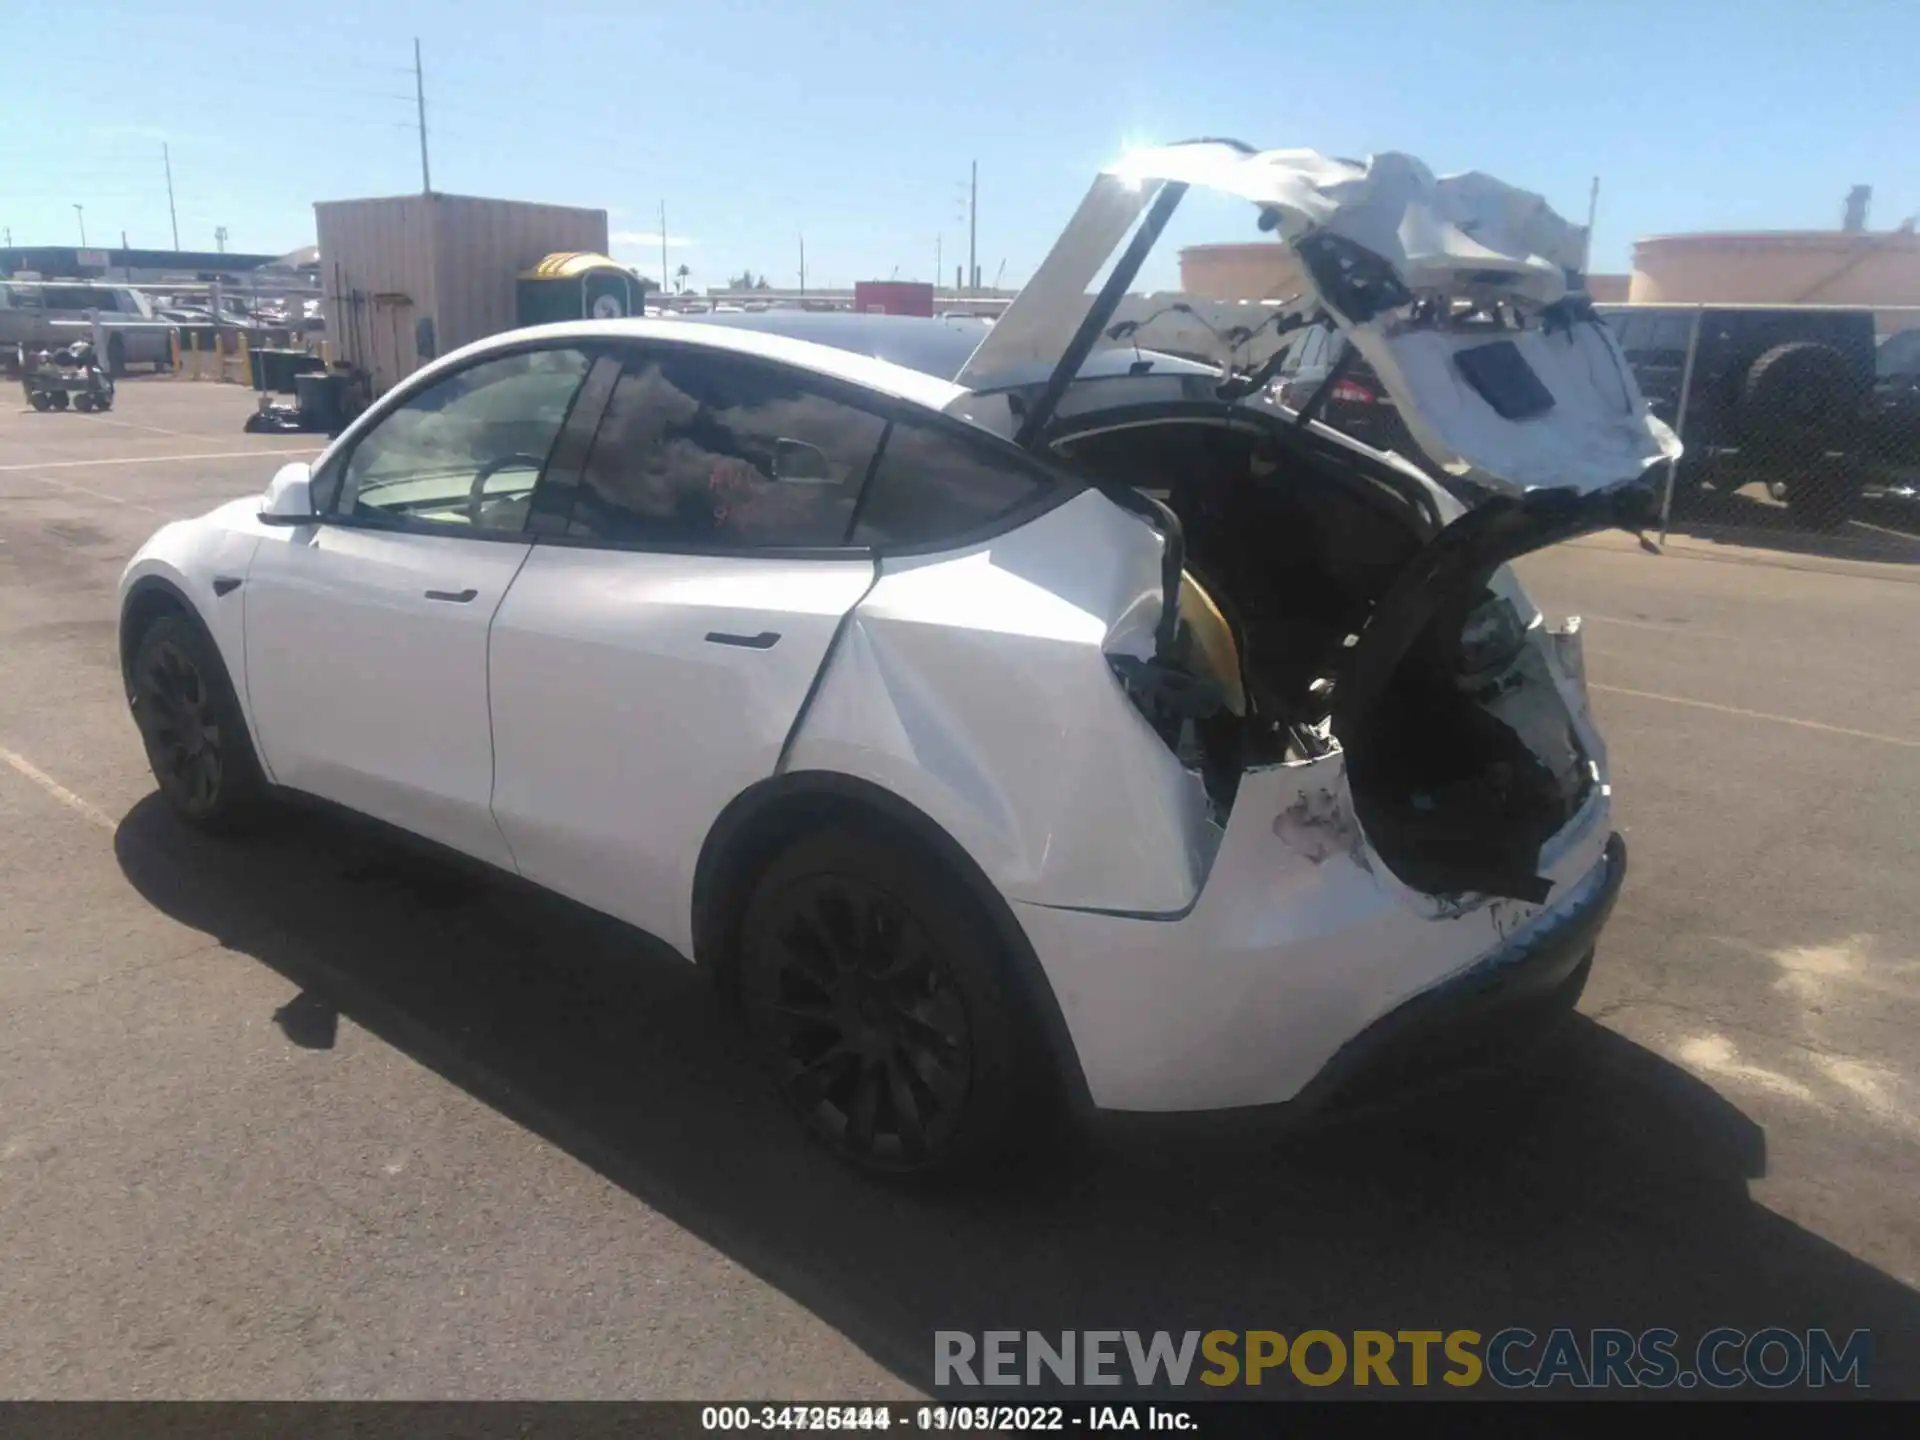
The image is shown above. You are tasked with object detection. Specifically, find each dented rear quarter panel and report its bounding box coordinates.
[781,489,1218,915]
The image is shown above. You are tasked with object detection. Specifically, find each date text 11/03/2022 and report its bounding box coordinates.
[702,1407,1193,1431]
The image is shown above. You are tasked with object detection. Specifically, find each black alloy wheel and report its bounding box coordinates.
[133,633,225,817]
[749,870,973,1169]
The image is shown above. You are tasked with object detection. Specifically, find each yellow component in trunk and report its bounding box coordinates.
[1177,570,1246,717]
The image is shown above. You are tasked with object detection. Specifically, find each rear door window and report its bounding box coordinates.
[564,349,888,549]
[849,419,1052,548]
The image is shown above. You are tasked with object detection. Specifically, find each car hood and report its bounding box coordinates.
[957,141,1680,497]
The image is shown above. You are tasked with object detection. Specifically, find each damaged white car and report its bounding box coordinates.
[118,142,1677,1176]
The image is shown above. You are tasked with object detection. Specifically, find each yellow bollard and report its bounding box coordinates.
[187,330,200,381]
[169,329,181,376]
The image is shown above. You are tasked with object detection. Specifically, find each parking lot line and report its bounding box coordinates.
[0,447,321,473]
[9,470,175,516]
[1590,682,1920,749]
[0,746,116,831]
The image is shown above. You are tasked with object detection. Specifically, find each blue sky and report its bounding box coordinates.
[6,0,1916,293]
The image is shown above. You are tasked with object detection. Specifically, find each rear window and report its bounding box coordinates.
[39,286,114,312]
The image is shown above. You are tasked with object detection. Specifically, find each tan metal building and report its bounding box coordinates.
[1178,242,1307,301]
[1629,229,1920,328]
[316,193,608,392]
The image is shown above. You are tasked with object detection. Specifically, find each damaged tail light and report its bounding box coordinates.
[1454,594,1527,679]
[1331,379,1378,404]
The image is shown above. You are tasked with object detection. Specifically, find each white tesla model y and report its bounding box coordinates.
[119,144,1676,1176]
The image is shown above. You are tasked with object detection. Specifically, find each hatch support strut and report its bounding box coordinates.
[1013,182,1189,450]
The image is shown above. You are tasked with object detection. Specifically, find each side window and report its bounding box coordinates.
[565,351,887,548]
[850,419,1049,548]
[1650,315,1693,351]
[333,346,591,533]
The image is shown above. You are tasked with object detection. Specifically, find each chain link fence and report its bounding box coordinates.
[1611,303,1920,562]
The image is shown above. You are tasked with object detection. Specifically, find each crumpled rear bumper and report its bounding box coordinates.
[1286,833,1626,1116]
[1011,750,1621,1113]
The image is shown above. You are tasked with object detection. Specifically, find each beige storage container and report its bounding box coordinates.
[315,193,608,393]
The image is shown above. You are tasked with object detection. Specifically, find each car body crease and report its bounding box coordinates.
[773,557,883,776]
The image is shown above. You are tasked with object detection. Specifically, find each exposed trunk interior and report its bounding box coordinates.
[1053,414,1593,901]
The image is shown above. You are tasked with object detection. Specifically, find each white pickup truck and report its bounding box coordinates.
[1,281,180,375]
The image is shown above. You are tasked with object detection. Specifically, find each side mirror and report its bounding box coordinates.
[259,461,317,525]
[772,437,835,484]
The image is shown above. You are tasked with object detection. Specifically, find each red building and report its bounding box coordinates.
[852,280,934,317]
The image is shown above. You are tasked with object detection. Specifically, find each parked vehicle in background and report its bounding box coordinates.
[0,281,179,376]
[1874,327,1920,471]
[1270,321,1418,459]
[1594,304,1876,529]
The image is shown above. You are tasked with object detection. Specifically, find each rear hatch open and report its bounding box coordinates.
[966,142,1680,900]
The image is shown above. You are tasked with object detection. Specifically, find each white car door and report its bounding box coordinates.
[488,344,890,955]
[244,344,596,868]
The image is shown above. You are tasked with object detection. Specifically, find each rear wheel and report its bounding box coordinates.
[29,390,53,412]
[73,393,95,412]
[48,390,69,410]
[128,611,268,832]
[736,825,1040,1178]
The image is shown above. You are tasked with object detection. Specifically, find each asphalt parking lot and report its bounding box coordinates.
[2,379,1917,1399]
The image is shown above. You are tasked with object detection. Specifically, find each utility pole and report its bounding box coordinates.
[968,160,977,296]
[798,233,806,295]
[164,143,180,249]
[73,204,87,246]
[215,226,228,254]
[659,200,669,297]
[414,39,432,193]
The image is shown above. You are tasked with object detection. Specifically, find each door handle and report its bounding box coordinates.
[424,588,479,603]
[705,630,781,650]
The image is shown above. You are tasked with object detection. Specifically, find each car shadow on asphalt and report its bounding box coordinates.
[113,796,1920,1399]
[1662,486,1920,566]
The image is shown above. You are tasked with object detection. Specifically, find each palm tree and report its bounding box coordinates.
[674,263,691,294]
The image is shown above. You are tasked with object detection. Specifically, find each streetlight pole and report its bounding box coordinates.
[73,204,87,246]
[164,143,180,250]
[968,160,977,294]
[414,38,432,194]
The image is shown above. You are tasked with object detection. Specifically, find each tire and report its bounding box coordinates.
[735,825,1044,1178]
[1739,341,1857,459]
[127,611,269,832]
[29,390,52,412]
[107,335,126,378]
[49,390,70,410]
[73,393,94,412]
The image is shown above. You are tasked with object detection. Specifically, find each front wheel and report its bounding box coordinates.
[48,390,69,410]
[735,826,1043,1178]
[128,612,269,831]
